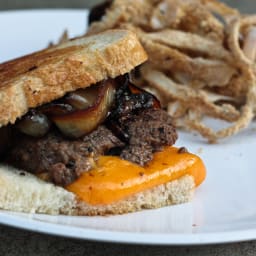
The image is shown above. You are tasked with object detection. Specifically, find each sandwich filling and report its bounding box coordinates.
[5,74,179,187]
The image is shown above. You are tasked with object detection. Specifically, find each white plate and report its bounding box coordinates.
[0,9,256,245]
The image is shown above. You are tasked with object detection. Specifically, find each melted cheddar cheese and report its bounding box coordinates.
[67,146,206,205]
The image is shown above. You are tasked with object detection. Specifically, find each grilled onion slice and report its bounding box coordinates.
[16,111,51,137]
[52,80,116,138]
[65,87,99,110]
[40,103,74,116]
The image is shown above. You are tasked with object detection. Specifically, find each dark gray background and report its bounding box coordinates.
[1,0,256,255]
[0,0,255,13]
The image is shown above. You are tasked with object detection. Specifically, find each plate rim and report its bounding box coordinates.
[1,211,256,245]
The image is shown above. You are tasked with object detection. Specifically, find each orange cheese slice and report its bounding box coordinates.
[67,146,206,205]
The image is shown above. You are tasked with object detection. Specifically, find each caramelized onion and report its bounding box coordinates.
[16,112,51,137]
[106,76,161,141]
[128,83,161,109]
[40,103,74,116]
[65,87,98,110]
[52,80,116,138]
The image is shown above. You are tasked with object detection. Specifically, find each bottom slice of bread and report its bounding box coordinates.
[0,165,195,216]
[0,165,77,215]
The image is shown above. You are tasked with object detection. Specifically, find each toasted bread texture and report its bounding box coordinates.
[0,29,147,127]
[0,165,76,215]
[0,165,194,216]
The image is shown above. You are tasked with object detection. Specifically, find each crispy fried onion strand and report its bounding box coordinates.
[228,16,256,66]
[141,67,240,122]
[139,34,237,87]
[88,0,256,142]
[146,29,232,61]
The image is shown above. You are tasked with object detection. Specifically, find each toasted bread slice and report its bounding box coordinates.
[0,29,147,127]
[0,165,194,215]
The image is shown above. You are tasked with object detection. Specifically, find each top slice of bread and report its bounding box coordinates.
[0,29,147,127]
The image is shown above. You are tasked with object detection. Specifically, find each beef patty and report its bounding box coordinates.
[120,108,178,165]
[7,108,177,187]
[8,126,124,186]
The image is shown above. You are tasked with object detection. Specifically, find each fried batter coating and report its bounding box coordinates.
[88,0,256,142]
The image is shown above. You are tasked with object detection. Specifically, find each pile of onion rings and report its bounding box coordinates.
[88,0,256,143]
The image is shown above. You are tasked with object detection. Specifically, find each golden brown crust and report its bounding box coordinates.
[0,29,147,126]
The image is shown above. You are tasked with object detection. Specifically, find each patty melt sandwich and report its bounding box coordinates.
[0,30,206,215]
